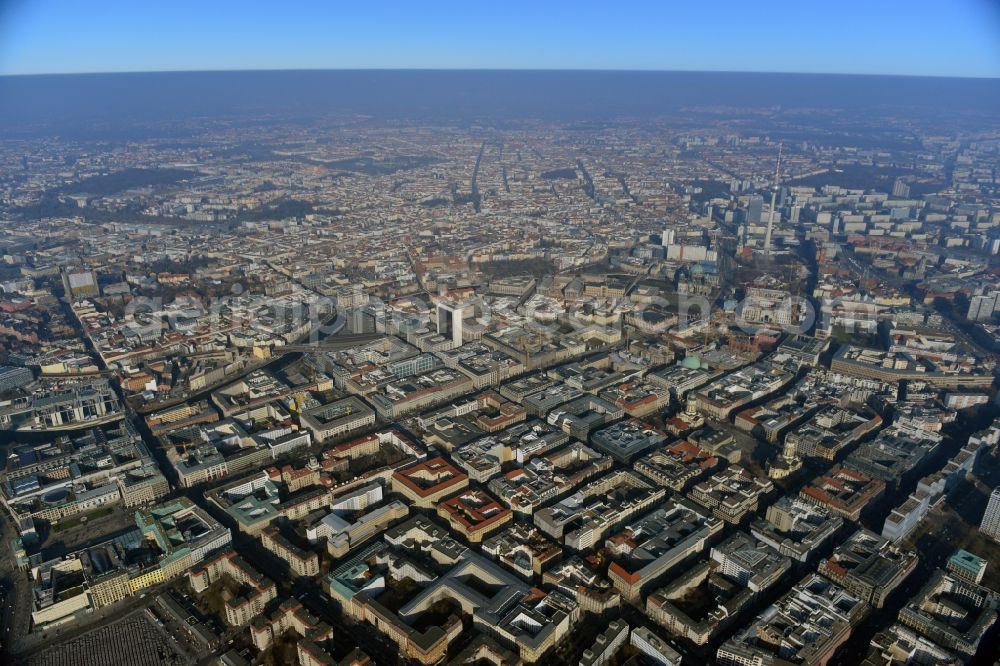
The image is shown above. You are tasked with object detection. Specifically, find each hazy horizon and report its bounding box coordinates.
[3,67,1000,79]
[3,69,1000,139]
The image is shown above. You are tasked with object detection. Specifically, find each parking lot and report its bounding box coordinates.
[24,611,193,666]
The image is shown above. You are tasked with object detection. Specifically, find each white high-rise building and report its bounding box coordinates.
[982,487,1000,542]
[892,178,910,198]
[661,227,675,246]
[436,302,463,347]
[630,626,682,666]
[967,292,999,322]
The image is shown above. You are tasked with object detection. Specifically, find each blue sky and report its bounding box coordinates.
[1,0,998,77]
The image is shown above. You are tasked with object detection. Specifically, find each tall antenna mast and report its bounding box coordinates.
[763,142,783,256]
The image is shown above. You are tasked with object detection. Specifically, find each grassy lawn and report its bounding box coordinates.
[53,506,116,532]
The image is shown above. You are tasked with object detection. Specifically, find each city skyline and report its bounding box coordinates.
[2,5,1000,666]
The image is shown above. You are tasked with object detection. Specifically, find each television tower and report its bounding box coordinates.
[763,143,782,256]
